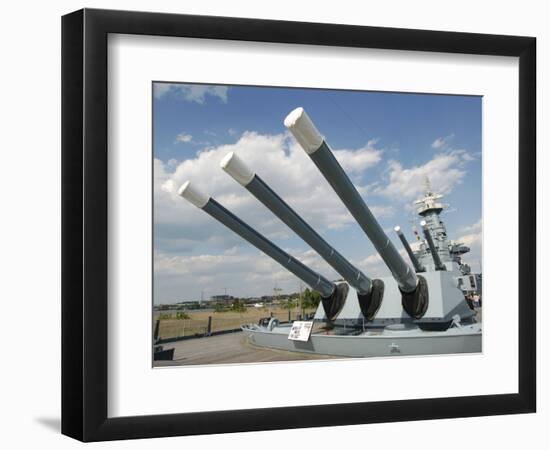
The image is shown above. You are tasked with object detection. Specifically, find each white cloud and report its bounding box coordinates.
[352,246,412,280]
[375,149,474,202]
[443,218,483,273]
[154,83,228,104]
[459,218,482,234]
[458,232,482,248]
[456,219,482,253]
[431,133,454,149]
[371,205,395,218]
[154,245,340,302]
[153,84,171,98]
[431,138,445,149]
[335,139,382,174]
[355,253,384,275]
[175,132,193,143]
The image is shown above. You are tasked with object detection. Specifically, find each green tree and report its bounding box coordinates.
[281,298,297,309]
[302,288,321,310]
[231,299,246,312]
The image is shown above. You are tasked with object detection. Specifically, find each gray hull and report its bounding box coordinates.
[242,324,481,358]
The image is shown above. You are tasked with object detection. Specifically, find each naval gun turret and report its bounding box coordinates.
[284,107,474,329]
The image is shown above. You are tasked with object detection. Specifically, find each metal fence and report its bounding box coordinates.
[154,309,315,341]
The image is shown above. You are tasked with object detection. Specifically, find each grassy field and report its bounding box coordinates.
[154,306,315,340]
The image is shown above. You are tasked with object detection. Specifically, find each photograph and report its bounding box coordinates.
[0,0,542,446]
[152,83,483,367]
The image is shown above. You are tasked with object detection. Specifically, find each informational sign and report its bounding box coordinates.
[288,321,313,342]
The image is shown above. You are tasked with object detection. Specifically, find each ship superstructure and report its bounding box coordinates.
[413,177,472,276]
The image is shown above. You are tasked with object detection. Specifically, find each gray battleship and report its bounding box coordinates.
[178,107,481,358]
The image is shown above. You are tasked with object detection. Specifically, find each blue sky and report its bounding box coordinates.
[153,83,482,304]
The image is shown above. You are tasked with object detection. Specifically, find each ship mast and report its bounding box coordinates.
[414,177,451,271]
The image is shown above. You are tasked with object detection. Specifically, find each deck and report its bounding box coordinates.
[154,331,338,366]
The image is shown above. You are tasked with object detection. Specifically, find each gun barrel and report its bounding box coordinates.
[394,226,425,273]
[420,220,446,271]
[221,152,373,295]
[285,107,418,293]
[178,181,336,298]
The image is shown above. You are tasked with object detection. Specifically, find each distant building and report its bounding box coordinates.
[210,294,234,302]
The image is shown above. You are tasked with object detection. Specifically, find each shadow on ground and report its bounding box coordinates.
[35,417,61,433]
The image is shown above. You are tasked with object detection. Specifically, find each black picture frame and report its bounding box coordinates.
[62,8,536,442]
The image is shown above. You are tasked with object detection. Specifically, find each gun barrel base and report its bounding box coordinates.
[400,275,429,319]
[321,282,349,321]
[357,279,385,321]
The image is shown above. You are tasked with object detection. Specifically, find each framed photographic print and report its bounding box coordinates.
[62,8,536,442]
